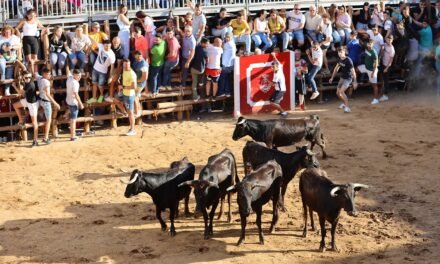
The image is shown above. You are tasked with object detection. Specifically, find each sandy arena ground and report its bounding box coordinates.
[0,91,439,264]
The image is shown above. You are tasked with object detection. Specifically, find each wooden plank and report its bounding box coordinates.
[157,96,228,109]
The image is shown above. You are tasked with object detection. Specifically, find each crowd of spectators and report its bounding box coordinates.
[0,0,439,146]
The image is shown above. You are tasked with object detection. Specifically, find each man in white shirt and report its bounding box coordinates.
[66,67,84,141]
[304,5,322,45]
[286,4,306,49]
[269,53,288,117]
[87,39,115,104]
[367,26,384,58]
[379,35,395,102]
[306,41,323,100]
[218,32,236,97]
[205,37,223,102]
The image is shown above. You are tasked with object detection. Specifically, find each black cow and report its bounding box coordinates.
[232,114,327,158]
[226,160,282,246]
[299,168,369,252]
[243,141,320,211]
[179,149,240,239]
[121,157,195,236]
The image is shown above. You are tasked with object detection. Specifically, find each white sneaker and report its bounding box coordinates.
[104,96,114,103]
[310,91,320,100]
[58,69,63,76]
[52,69,57,76]
[371,98,380,105]
[338,103,346,109]
[379,95,389,102]
[126,130,136,136]
[343,106,352,113]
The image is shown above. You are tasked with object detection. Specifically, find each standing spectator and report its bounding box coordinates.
[35,68,60,144]
[382,11,394,39]
[190,38,208,101]
[12,71,39,147]
[187,0,206,43]
[205,37,223,101]
[412,0,437,25]
[136,11,156,51]
[65,66,84,141]
[357,39,380,105]
[88,22,109,66]
[162,28,180,89]
[131,51,148,117]
[370,4,384,29]
[117,4,131,60]
[353,2,371,32]
[211,7,233,39]
[335,5,352,45]
[67,25,91,72]
[412,19,433,79]
[180,26,196,89]
[379,35,395,102]
[107,36,125,101]
[16,9,46,74]
[294,49,308,111]
[434,1,440,37]
[305,5,322,44]
[306,41,323,100]
[436,39,440,95]
[347,31,362,66]
[48,25,68,76]
[367,25,384,58]
[218,32,236,98]
[393,21,409,80]
[268,52,288,117]
[268,9,289,52]
[230,13,252,55]
[252,10,271,53]
[286,4,306,49]
[121,59,137,136]
[329,46,357,113]
[148,34,167,96]
[87,39,115,104]
[132,27,149,59]
[0,26,21,95]
[320,13,333,74]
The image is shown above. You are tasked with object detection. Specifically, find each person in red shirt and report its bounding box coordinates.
[162,28,180,88]
[132,27,148,60]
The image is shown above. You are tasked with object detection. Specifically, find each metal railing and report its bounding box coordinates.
[0,0,402,25]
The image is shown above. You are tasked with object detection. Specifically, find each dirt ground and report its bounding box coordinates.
[0,91,439,264]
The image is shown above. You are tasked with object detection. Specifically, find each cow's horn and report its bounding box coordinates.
[330,186,341,197]
[120,172,139,184]
[237,118,246,125]
[306,149,316,156]
[353,183,369,190]
[226,185,236,192]
[201,180,219,189]
[178,180,198,188]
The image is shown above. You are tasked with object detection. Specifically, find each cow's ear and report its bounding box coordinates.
[226,185,237,193]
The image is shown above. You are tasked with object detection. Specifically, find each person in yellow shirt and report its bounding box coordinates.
[121,59,138,136]
[88,22,109,65]
[268,9,289,52]
[230,13,251,55]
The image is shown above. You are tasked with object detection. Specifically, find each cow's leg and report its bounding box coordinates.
[169,204,177,237]
[302,201,308,238]
[202,207,210,240]
[237,215,247,246]
[256,206,264,245]
[315,133,327,159]
[310,209,315,231]
[184,193,191,217]
[208,199,220,238]
[156,206,167,232]
[175,202,180,219]
[227,192,232,223]
[330,219,339,252]
[319,215,326,252]
[269,196,279,234]
[278,181,288,212]
[217,195,224,220]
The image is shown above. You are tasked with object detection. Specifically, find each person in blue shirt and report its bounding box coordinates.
[347,31,361,67]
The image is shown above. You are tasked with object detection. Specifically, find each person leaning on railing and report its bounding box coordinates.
[0,26,22,96]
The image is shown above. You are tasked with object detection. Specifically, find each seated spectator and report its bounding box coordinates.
[132,27,149,59]
[305,5,322,44]
[48,25,68,76]
[88,22,109,66]
[335,5,352,45]
[252,10,271,53]
[268,9,288,52]
[0,26,21,95]
[67,24,91,72]
[211,7,233,39]
[286,4,306,49]
[353,2,371,32]
[218,32,236,98]
[230,13,251,55]
[148,33,166,96]
[162,28,180,88]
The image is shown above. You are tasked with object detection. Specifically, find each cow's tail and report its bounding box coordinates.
[233,154,240,184]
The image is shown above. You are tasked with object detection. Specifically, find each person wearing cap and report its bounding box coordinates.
[211,7,233,39]
[353,2,371,32]
[88,21,109,66]
[87,39,116,104]
[0,26,21,96]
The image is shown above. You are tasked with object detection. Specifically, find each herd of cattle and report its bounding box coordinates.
[120,115,369,252]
